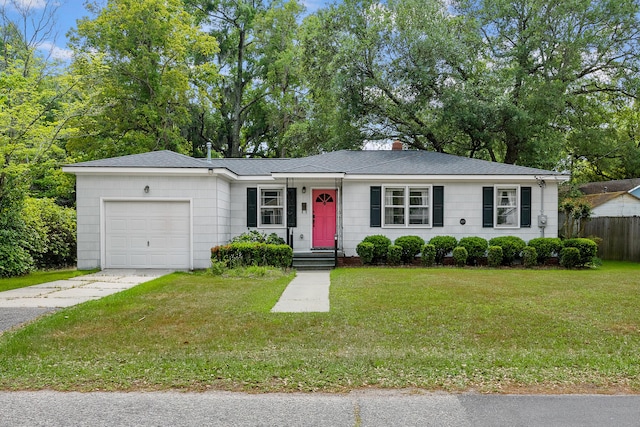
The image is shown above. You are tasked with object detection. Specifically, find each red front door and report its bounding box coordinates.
[312,189,337,248]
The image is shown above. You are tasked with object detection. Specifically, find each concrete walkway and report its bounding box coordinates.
[0,270,171,309]
[271,270,331,313]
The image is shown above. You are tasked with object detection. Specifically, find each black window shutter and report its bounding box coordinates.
[370,186,382,227]
[287,188,297,228]
[521,186,532,228]
[247,187,258,227]
[482,187,494,228]
[433,186,444,227]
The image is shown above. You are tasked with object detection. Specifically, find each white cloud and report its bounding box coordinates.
[38,40,73,61]
[23,0,47,8]
[2,0,49,11]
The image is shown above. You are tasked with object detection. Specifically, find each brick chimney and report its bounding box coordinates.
[391,140,403,151]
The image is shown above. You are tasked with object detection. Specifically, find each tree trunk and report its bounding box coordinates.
[231,28,245,158]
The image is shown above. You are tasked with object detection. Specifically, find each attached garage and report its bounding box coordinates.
[104,200,191,269]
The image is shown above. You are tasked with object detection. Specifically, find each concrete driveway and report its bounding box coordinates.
[0,270,171,333]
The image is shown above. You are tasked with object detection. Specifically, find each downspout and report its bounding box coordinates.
[337,177,343,266]
[537,178,546,237]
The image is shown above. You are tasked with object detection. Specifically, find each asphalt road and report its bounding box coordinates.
[1,390,639,427]
[0,307,56,333]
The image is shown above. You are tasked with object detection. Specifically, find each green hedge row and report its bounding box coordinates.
[211,242,293,269]
[355,235,598,269]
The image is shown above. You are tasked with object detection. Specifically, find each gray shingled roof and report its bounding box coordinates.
[68,150,209,168]
[283,150,561,176]
[67,149,565,177]
[579,178,640,194]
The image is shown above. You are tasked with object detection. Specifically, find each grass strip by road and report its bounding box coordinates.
[0,269,96,293]
[0,262,638,393]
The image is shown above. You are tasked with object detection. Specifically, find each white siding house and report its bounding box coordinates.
[64,149,569,270]
[582,192,640,218]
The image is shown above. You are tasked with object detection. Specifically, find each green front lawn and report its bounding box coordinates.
[0,262,639,393]
[0,269,95,293]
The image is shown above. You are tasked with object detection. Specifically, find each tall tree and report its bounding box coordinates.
[454,0,640,167]
[67,0,219,160]
[306,0,640,168]
[187,0,331,158]
[300,0,474,152]
[0,0,79,275]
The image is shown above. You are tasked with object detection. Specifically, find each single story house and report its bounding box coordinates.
[63,148,569,270]
[581,191,640,218]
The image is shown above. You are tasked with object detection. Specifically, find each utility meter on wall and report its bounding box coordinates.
[538,215,548,227]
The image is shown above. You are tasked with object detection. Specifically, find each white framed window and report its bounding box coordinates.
[495,186,518,227]
[384,186,431,227]
[260,188,284,226]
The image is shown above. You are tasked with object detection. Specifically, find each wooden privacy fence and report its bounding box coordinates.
[582,216,640,261]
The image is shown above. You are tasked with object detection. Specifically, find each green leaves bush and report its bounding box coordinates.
[229,230,285,245]
[522,246,537,268]
[0,235,33,277]
[527,237,562,264]
[361,235,392,263]
[22,198,77,269]
[421,244,436,267]
[394,235,425,263]
[457,237,488,265]
[452,246,468,267]
[562,238,598,266]
[428,236,457,264]
[211,243,292,268]
[487,246,503,267]
[356,241,375,265]
[488,236,525,265]
[560,247,581,269]
[387,245,403,266]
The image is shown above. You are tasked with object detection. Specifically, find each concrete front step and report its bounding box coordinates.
[292,252,336,270]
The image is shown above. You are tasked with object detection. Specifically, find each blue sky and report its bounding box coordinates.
[27,0,330,61]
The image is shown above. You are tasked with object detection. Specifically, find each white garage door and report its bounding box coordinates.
[105,201,191,269]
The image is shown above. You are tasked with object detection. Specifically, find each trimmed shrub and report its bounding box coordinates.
[362,235,392,263]
[488,236,526,265]
[522,246,537,268]
[452,246,468,267]
[487,246,503,268]
[527,237,562,264]
[457,237,488,265]
[421,244,436,267]
[211,243,292,268]
[356,241,375,265]
[394,235,425,263]
[387,245,403,265]
[429,236,457,264]
[562,238,598,266]
[560,247,581,269]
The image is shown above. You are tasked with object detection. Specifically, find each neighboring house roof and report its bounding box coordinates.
[579,178,640,195]
[581,191,640,208]
[65,149,568,178]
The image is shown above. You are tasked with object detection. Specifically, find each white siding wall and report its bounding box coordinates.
[76,172,563,268]
[75,174,218,270]
[341,179,561,257]
[229,181,288,243]
[228,179,339,250]
[216,179,231,244]
[591,194,640,217]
